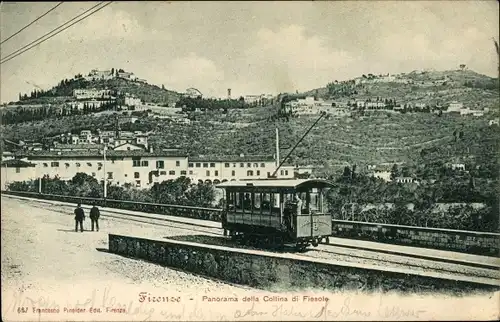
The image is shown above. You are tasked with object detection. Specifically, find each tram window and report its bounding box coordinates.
[309,192,319,211]
[272,193,281,208]
[254,193,261,210]
[235,192,242,209]
[261,193,271,214]
[227,192,236,210]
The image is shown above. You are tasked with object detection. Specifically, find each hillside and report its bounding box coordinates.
[2,69,498,178]
[306,69,499,110]
[5,74,181,107]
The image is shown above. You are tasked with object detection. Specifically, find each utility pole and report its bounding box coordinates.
[103,146,107,199]
[271,111,327,178]
[275,128,280,169]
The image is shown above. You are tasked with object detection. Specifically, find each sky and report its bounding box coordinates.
[0,1,498,103]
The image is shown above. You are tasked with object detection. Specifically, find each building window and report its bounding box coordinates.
[51,162,59,167]
[92,172,96,177]
[141,160,149,167]
[280,170,284,175]
[43,163,48,167]
[210,163,215,167]
[196,163,201,168]
[176,161,180,167]
[215,170,218,176]
[160,171,166,175]
[254,163,258,168]
[257,170,260,176]
[156,160,164,169]
[136,180,141,186]
[169,170,175,175]
[240,163,244,167]
[247,170,253,176]
[206,170,210,176]
[203,163,208,168]
[232,170,235,176]
[285,170,289,175]
[267,172,270,177]
[134,172,140,179]
[188,163,194,167]
[224,163,230,168]
[65,163,70,168]
[180,170,187,175]
[189,170,193,175]
[15,167,20,173]
[247,163,251,168]
[133,159,141,167]
[260,163,265,167]
[233,163,237,167]
[107,172,113,179]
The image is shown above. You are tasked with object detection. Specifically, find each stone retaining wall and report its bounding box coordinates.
[108,234,498,293]
[332,220,500,256]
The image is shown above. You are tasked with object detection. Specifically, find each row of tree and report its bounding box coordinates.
[328,169,498,232]
[8,173,218,208]
[7,169,498,232]
[1,100,118,125]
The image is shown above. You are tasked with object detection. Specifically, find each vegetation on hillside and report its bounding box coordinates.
[9,73,180,106]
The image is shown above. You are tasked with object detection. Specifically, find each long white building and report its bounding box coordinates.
[1,150,295,190]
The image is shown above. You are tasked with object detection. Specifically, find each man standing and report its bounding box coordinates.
[90,203,100,232]
[74,203,85,232]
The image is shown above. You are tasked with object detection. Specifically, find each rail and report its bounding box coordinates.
[3,190,499,256]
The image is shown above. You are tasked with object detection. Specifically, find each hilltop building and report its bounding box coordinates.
[73,88,113,100]
[84,69,114,81]
[446,101,463,113]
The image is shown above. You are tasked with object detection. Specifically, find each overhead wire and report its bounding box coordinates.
[1,2,113,65]
[1,2,64,45]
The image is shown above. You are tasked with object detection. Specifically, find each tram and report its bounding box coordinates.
[216,179,334,251]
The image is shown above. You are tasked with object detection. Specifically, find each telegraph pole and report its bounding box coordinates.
[271,111,327,178]
[103,146,107,199]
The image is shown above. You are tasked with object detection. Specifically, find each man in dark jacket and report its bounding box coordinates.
[74,203,85,232]
[90,203,100,232]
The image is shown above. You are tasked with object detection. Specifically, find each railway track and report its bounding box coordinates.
[9,195,500,283]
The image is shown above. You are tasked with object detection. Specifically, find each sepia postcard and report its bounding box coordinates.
[1,1,499,321]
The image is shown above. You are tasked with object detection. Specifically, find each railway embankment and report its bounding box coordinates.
[108,234,500,293]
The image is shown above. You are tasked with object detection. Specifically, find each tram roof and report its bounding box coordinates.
[215,179,334,190]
